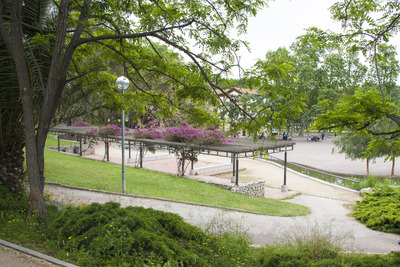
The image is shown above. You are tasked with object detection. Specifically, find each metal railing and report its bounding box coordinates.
[268,155,360,191]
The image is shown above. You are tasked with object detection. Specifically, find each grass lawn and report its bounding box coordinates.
[44,148,309,216]
[46,133,78,147]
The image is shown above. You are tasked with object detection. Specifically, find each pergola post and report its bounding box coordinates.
[128,140,131,159]
[79,135,82,156]
[191,149,194,171]
[235,154,239,186]
[139,143,143,168]
[105,140,109,161]
[181,149,185,175]
[231,153,236,183]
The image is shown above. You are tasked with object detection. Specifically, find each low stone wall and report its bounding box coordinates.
[200,180,265,197]
[231,180,266,197]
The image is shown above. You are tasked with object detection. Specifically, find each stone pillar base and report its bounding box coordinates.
[281,184,288,192]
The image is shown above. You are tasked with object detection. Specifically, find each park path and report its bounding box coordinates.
[45,183,400,254]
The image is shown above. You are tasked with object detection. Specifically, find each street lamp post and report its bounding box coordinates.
[116,76,130,193]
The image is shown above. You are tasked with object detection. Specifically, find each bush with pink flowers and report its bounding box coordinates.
[99,125,122,136]
[132,126,165,140]
[132,125,231,146]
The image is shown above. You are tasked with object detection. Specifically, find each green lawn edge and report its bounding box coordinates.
[44,149,309,216]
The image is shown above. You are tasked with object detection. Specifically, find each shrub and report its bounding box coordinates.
[163,125,230,145]
[132,126,165,139]
[353,186,400,234]
[99,124,122,136]
[0,185,27,212]
[46,202,209,265]
[45,201,255,266]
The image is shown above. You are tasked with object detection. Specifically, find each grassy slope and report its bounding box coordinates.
[44,148,309,216]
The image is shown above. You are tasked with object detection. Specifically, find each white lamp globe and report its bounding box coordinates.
[116,76,130,90]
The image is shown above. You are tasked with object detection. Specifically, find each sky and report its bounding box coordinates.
[235,0,341,72]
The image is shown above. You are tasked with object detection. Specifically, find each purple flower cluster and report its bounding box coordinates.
[70,121,91,127]
[86,125,133,136]
[99,125,122,136]
[132,126,165,140]
[132,125,232,146]
[164,125,203,144]
[83,123,232,145]
[88,128,98,134]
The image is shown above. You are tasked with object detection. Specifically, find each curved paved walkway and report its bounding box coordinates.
[44,183,399,254]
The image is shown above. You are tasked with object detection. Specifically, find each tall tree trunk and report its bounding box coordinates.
[366,158,370,176]
[391,158,395,177]
[299,125,304,137]
[291,120,295,136]
[1,0,48,220]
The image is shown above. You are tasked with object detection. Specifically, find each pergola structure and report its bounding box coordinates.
[49,126,295,186]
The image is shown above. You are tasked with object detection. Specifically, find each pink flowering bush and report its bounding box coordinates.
[132,126,165,140]
[132,125,232,146]
[88,128,98,135]
[85,124,232,146]
[164,125,201,143]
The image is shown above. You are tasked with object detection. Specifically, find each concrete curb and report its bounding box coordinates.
[0,239,78,267]
[127,153,174,163]
[189,163,233,175]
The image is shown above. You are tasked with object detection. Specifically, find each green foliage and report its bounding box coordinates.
[47,202,211,266]
[254,237,398,267]
[238,48,306,138]
[358,176,379,190]
[1,190,400,266]
[254,245,398,267]
[353,186,400,234]
[0,149,26,197]
[333,132,373,161]
[0,186,27,212]
[307,1,400,154]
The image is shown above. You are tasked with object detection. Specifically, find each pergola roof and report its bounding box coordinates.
[49,126,295,157]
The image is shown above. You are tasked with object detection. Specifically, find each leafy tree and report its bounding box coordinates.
[333,132,375,176]
[366,120,400,176]
[0,0,265,220]
[243,48,306,139]
[311,1,400,147]
[289,37,369,135]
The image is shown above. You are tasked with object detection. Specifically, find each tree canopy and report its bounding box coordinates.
[0,0,265,220]
[309,1,400,139]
